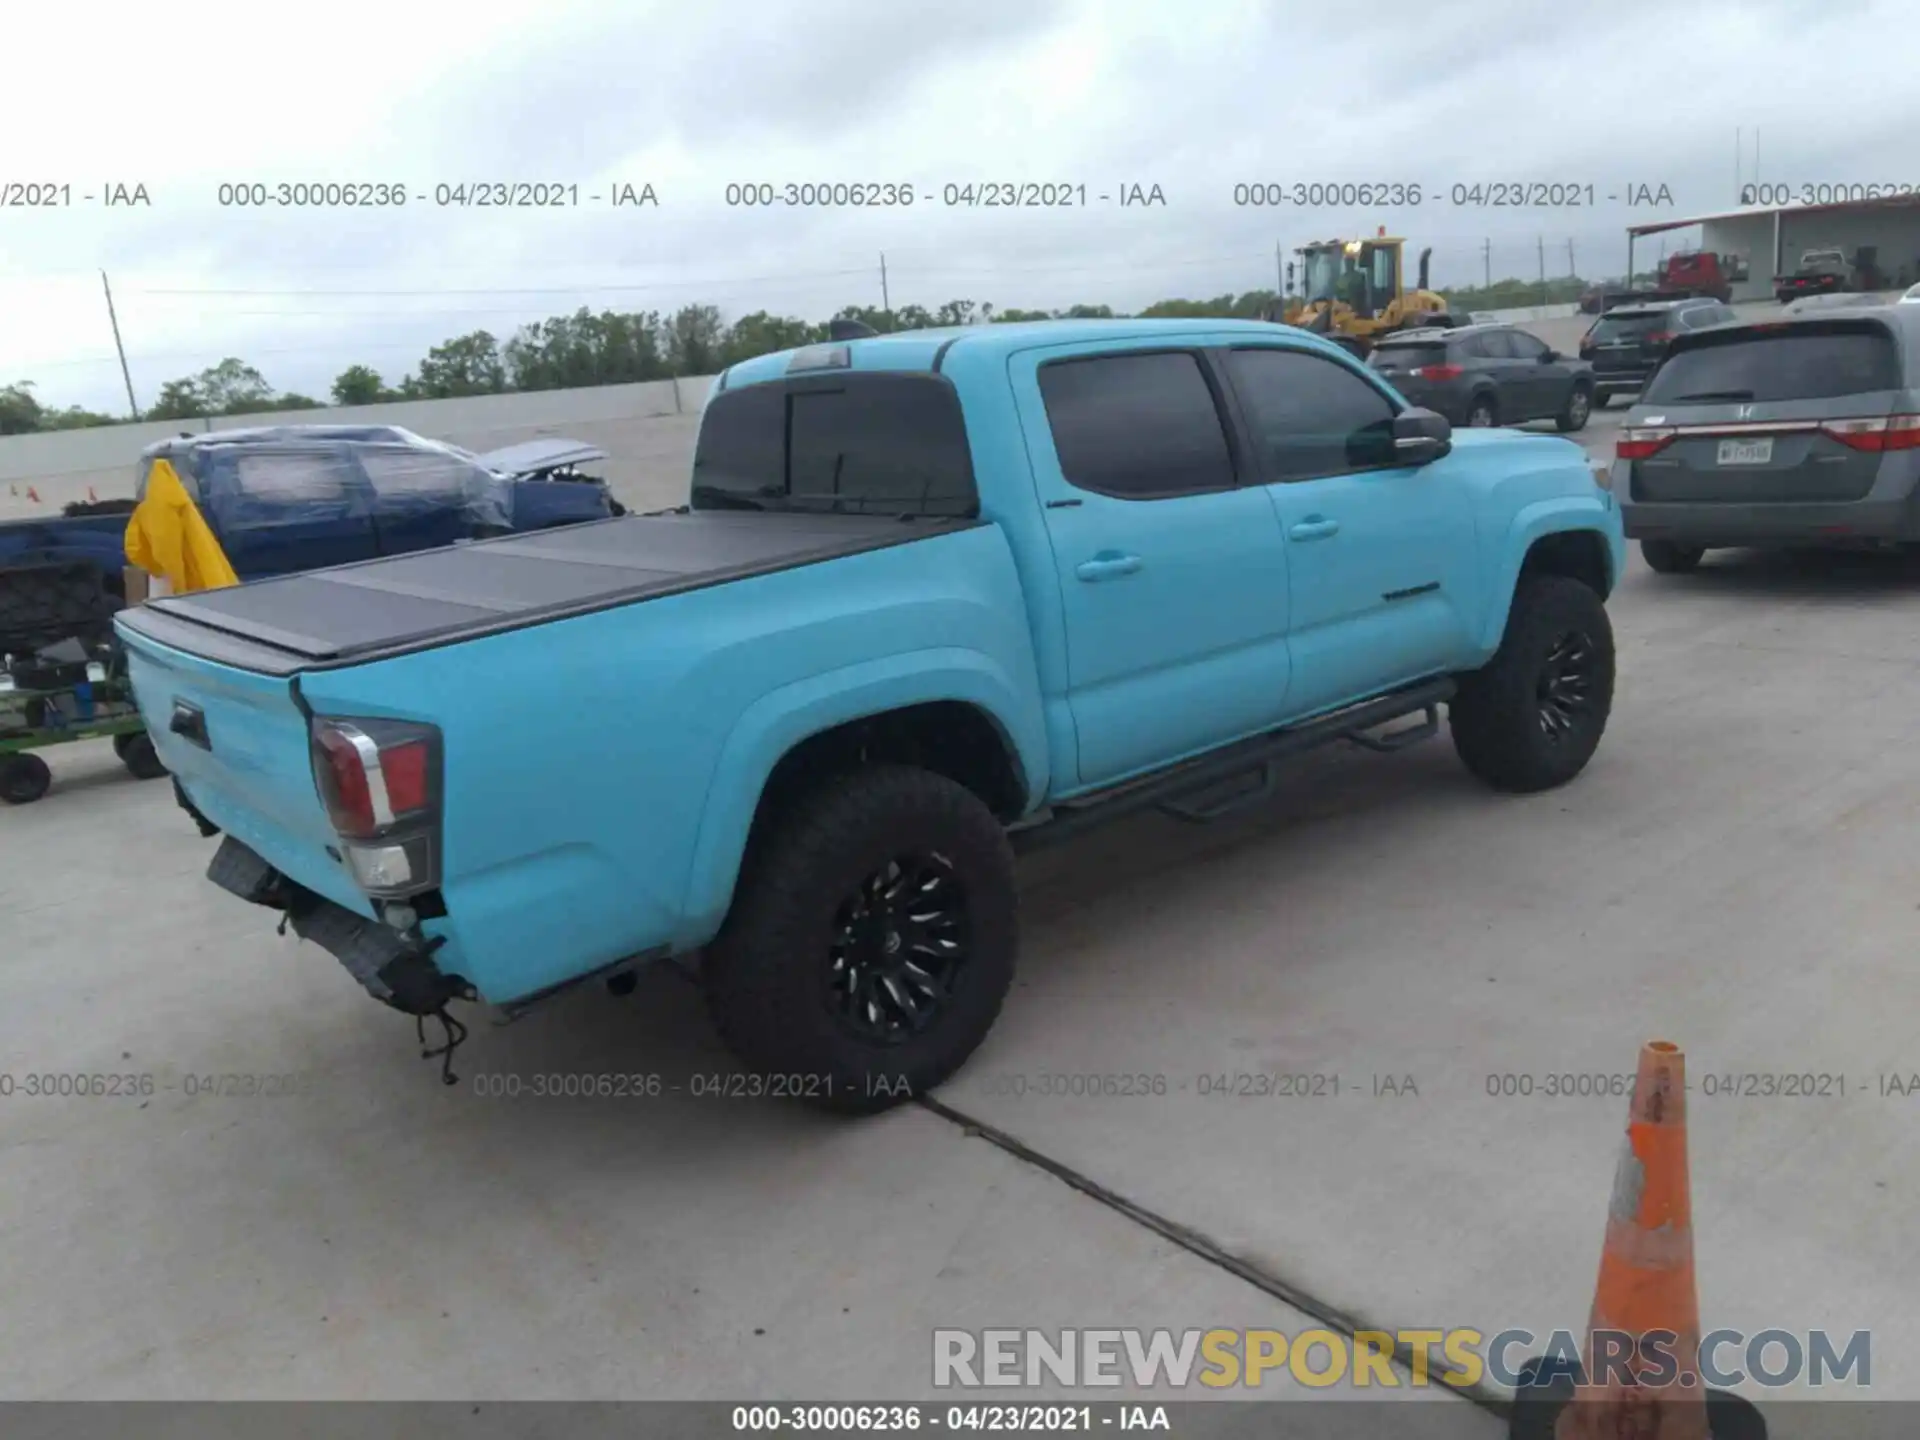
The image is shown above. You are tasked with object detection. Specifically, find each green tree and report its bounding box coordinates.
[41,404,118,430]
[331,364,387,406]
[416,331,506,397]
[0,381,44,435]
[198,357,274,412]
[664,304,725,375]
[720,311,825,366]
[147,378,208,421]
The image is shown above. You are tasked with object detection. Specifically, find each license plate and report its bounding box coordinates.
[1716,438,1773,466]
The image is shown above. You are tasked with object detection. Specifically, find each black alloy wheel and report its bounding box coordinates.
[827,853,971,1043]
[1536,631,1599,743]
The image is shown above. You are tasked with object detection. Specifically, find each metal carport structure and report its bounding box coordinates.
[1627,193,1920,300]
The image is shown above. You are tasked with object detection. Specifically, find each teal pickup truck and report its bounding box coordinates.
[117,319,1626,1111]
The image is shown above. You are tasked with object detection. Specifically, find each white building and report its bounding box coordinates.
[1626,194,1920,300]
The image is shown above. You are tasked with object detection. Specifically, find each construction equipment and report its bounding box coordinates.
[1269,228,1452,355]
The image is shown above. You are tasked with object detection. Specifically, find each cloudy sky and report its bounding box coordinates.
[2,0,1913,413]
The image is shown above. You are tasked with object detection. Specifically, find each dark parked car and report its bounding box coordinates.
[1774,248,1851,304]
[1578,298,1738,407]
[1612,305,1920,573]
[1366,323,1595,431]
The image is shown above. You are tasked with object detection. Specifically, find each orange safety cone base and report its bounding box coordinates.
[1508,1358,1769,1440]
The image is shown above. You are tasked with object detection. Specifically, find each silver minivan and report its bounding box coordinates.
[1612,307,1920,573]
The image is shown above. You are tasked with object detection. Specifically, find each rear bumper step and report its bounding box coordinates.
[207,836,470,1016]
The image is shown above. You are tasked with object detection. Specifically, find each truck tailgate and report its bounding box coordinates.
[115,510,973,675]
[117,630,354,909]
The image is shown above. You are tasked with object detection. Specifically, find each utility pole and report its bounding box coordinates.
[101,271,139,421]
[1482,238,1492,290]
[1538,236,1547,304]
[879,252,891,325]
[1567,238,1577,284]
[1275,240,1284,298]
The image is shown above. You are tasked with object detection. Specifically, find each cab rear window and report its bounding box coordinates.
[1643,324,1902,404]
[692,374,978,517]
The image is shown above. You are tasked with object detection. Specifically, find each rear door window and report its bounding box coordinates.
[1038,351,1238,499]
[1642,324,1902,403]
[1475,330,1518,360]
[692,374,978,517]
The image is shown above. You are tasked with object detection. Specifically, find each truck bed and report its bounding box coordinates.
[116,509,978,676]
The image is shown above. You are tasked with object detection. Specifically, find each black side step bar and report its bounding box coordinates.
[1010,677,1455,855]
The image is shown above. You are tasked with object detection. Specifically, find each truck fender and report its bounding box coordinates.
[1474,498,1620,656]
[675,647,1047,948]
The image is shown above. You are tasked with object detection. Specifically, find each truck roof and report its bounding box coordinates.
[713,318,1351,391]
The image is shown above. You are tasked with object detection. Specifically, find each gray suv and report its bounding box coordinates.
[1613,305,1920,572]
[1366,323,1594,431]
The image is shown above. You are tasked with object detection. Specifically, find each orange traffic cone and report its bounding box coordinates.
[1511,1042,1766,1440]
[25,485,40,504]
[1557,1040,1708,1437]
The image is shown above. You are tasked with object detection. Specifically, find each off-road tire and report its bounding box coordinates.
[703,763,1018,1115]
[0,753,53,805]
[1450,575,1614,794]
[1641,538,1705,574]
[118,732,167,780]
[1466,394,1498,427]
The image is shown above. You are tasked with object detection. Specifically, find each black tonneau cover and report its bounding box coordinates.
[118,510,977,676]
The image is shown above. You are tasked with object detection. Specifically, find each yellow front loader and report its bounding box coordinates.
[1270,233,1452,356]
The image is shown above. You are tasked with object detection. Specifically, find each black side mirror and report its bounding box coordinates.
[1540,348,1559,362]
[1393,407,1452,465]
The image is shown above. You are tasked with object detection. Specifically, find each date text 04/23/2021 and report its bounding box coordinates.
[0,181,149,207]
[210,181,660,208]
[1228,180,1675,208]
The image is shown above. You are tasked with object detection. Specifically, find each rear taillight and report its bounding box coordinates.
[1616,427,1676,461]
[1819,414,1920,452]
[311,717,442,896]
[1645,331,1675,346]
[1411,363,1464,380]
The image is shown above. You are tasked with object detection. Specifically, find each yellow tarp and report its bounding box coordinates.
[124,458,239,594]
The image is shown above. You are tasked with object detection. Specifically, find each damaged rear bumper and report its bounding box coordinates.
[206,835,472,1017]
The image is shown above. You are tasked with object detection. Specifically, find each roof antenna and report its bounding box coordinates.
[827,319,879,341]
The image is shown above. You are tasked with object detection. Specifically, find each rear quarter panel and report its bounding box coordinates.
[296,523,1048,1005]
[1440,430,1627,658]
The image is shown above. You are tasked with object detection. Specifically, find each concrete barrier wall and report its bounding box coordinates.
[0,375,718,520]
[1478,302,1581,323]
